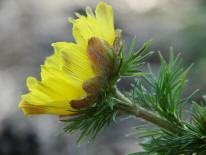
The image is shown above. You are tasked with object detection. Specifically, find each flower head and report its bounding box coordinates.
[18,2,122,116]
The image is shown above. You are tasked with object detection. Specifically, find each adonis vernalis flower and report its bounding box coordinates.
[18,1,122,116]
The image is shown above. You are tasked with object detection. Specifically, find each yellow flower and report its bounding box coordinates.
[18,2,121,116]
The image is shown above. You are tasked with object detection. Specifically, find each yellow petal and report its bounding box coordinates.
[27,76,85,101]
[52,42,95,85]
[95,1,115,45]
[85,6,95,18]
[72,16,101,47]
[19,42,95,116]
[20,89,76,114]
[44,48,63,69]
[18,73,86,116]
[70,2,115,47]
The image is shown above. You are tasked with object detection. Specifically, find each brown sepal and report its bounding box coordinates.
[70,76,105,110]
[82,76,104,95]
[113,29,122,54]
[87,37,112,77]
[70,96,93,109]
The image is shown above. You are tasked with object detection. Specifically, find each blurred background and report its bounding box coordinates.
[0,0,206,154]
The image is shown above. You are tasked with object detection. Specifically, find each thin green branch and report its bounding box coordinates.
[115,90,178,133]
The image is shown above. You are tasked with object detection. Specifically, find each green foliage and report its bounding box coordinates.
[128,49,196,126]
[128,50,206,155]
[63,96,119,144]
[110,37,153,78]
[136,103,206,155]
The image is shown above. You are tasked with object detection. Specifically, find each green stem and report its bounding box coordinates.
[115,89,177,133]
